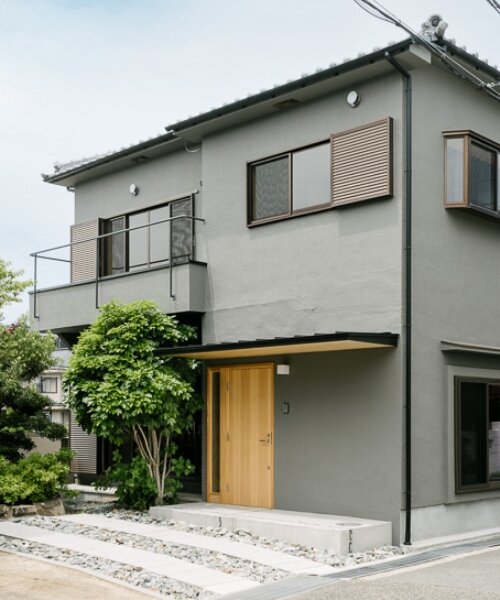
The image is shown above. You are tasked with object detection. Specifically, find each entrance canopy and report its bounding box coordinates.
[158,331,398,360]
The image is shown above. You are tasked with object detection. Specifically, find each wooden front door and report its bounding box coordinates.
[207,364,274,509]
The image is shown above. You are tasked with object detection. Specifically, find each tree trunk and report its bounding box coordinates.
[133,425,169,505]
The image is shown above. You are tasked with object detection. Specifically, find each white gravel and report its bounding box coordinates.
[88,505,404,568]
[0,534,213,599]
[0,500,405,599]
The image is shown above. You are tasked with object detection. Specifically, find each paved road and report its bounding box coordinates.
[287,546,500,600]
[0,552,152,600]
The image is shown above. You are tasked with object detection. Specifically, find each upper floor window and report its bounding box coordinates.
[41,377,58,394]
[445,131,500,218]
[101,197,193,276]
[456,378,500,492]
[250,143,331,223]
[248,118,393,226]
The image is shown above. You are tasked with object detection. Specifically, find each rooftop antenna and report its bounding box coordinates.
[421,14,448,42]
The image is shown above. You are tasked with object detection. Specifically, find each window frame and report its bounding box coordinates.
[455,376,500,493]
[41,376,58,394]
[444,130,500,218]
[100,195,195,277]
[247,139,331,226]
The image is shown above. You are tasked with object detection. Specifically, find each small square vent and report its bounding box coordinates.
[130,155,150,165]
[273,98,300,110]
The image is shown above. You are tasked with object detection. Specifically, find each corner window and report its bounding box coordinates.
[445,132,500,218]
[248,118,392,225]
[41,377,58,394]
[101,197,193,277]
[456,378,500,492]
[250,143,330,223]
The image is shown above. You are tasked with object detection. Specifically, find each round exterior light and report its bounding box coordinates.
[129,184,139,196]
[347,90,361,108]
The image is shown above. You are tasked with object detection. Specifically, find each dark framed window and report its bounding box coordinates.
[248,118,393,225]
[101,197,193,276]
[41,377,58,394]
[444,131,500,219]
[455,378,500,492]
[249,142,331,224]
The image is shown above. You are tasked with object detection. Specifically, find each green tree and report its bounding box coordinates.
[64,300,200,506]
[0,259,66,460]
[0,258,30,321]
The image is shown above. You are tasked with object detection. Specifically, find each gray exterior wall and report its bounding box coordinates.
[32,263,207,332]
[209,347,403,542]
[273,349,402,540]
[410,63,500,535]
[36,48,500,542]
[75,149,202,228]
[45,70,408,539]
[201,73,403,344]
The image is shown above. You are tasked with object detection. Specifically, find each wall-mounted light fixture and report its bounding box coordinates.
[276,364,290,375]
[346,90,361,108]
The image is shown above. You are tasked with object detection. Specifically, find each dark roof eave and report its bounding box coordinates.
[165,39,414,134]
[43,132,177,185]
[158,331,399,357]
[438,40,500,81]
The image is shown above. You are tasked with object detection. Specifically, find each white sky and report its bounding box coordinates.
[0,0,498,324]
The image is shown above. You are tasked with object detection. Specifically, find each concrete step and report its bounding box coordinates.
[149,503,391,555]
[67,484,117,503]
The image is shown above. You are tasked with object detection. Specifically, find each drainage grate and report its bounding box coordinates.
[220,575,332,600]
[324,536,500,581]
[220,535,500,600]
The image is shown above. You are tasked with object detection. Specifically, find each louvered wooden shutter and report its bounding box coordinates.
[70,219,100,282]
[331,117,392,206]
[70,412,97,474]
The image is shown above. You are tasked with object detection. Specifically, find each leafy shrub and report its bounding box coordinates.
[0,449,74,505]
[96,453,157,510]
[96,450,195,510]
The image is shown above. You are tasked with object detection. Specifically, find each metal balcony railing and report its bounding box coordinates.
[31,214,205,319]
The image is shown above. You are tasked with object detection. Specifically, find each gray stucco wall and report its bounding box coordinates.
[65,71,407,540]
[410,64,500,514]
[274,349,402,541]
[75,148,203,233]
[208,347,403,543]
[200,73,403,344]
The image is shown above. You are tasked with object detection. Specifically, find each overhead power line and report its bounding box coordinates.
[485,0,500,15]
[354,0,500,103]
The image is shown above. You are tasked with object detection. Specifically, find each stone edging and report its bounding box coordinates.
[0,497,65,519]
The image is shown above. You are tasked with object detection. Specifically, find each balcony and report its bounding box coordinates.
[30,208,206,334]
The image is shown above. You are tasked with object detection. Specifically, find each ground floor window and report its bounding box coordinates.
[456,378,500,491]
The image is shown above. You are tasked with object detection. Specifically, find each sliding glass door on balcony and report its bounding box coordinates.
[101,197,193,277]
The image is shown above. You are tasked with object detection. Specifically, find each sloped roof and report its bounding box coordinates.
[43,36,500,187]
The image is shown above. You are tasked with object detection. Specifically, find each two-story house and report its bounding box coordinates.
[31,21,500,545]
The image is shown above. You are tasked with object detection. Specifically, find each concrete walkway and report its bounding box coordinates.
[59,513,336,575]
[2,515,500,600]
[0,514,339,597]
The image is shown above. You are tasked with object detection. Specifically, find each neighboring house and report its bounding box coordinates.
[30,20,500,544]
[33,340,100,481]
[32,344,70,456]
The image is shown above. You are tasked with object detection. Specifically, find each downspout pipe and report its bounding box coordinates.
[385,52,412,546]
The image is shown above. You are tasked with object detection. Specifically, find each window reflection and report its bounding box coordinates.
[101,198,193,276]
